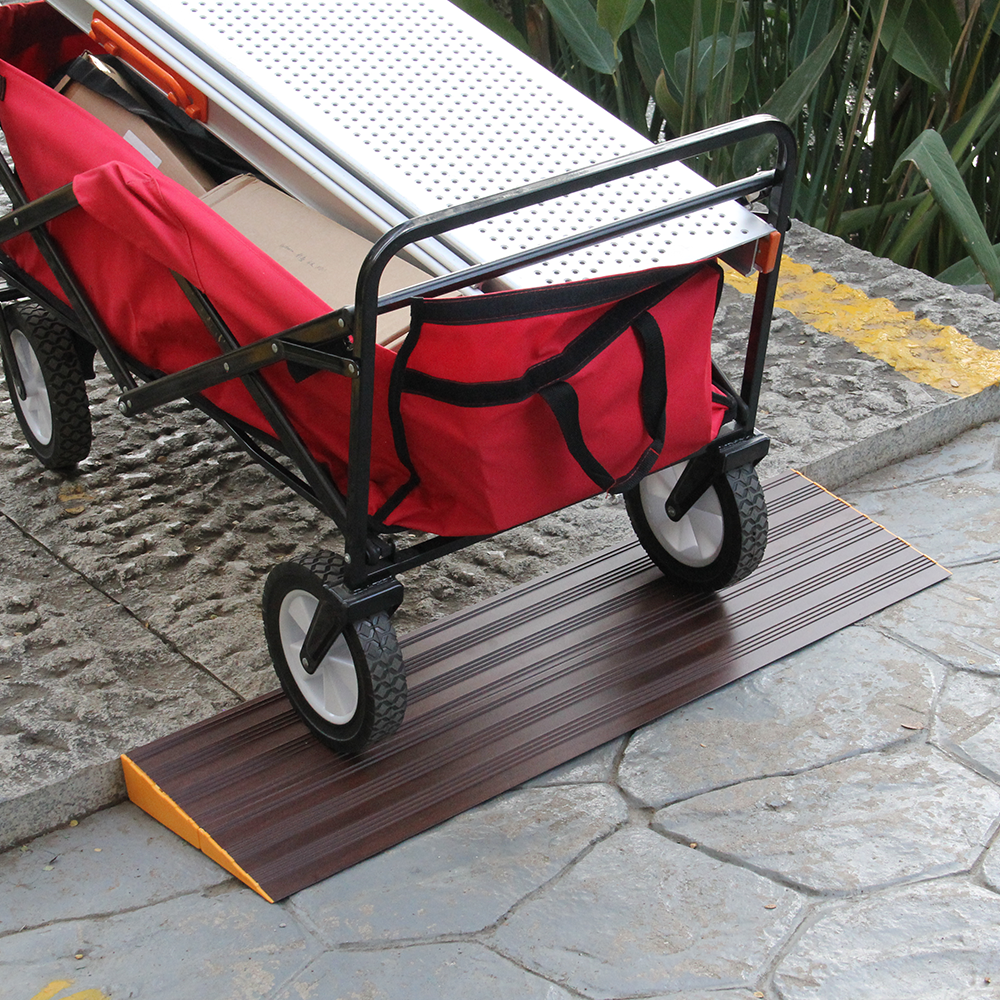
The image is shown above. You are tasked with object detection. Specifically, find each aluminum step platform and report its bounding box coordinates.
[46,0,774,285]
[122,473,948,902]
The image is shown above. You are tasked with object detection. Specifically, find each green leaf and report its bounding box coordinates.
[789,0,836,66]
[896,129,1000,294]
[632,7,668,94]
[597,0,646,43]
[732,12,846,175]
[833,194,926,236]
[877,0,958,94]
[654,68,683,132]
[447,0,530,52]
[542,0,619,74]
[936,250,1000,286]
[674,32,753,98]
[653,0,702,90]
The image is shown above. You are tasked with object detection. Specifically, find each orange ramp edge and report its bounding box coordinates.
[120,753,275,903]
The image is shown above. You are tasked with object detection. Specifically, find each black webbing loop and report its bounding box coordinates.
[538,379,615,491]
[538,309,668,494]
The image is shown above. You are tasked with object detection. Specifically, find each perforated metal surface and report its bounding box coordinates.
[49,0,772,284]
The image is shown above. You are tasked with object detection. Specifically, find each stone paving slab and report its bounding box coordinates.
[617,624,938,808]
[491,827,805,998]
[866,560,1000,675]
[274,942,580,1000]
[934,669,1000,781]
[1,883,321,999]
[0,806,230,933]
[651,743,1000,893]
[771,881,1000,1000]
[289,784,628,944]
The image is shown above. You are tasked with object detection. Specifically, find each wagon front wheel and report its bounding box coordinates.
[625,461,767,591]
[263,552,407,753]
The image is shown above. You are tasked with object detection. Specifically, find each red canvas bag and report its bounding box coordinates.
[380,264,726,535]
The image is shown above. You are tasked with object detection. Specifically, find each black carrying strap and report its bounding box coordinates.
[538,308,667,493]
[62,55,252,182]
[374,270,699,526]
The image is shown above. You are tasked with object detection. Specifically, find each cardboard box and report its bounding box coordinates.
[57,55,214,196]
[202,175,430,344]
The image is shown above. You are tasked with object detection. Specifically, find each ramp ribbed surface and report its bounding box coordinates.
[124,473,948,901]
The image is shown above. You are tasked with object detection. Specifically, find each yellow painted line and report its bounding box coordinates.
[30,985,75,1000]
[726,255,1000,396]
[29,985,109,1000]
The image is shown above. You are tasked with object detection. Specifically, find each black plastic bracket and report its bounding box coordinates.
[665,433,770,521]
[301,574,405,674]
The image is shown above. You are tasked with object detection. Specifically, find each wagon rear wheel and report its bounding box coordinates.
[625,461,767,590]
[2,301,92,469]
[263,551,407,753]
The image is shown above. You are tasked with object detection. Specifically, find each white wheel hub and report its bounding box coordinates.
[640,461,724,567]
[279,589,359,725]
[11,329,52,445]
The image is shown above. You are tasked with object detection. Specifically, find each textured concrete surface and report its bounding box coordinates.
[2,419,1000,999]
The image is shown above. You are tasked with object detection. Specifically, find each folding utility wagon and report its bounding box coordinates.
[0,0,795,752]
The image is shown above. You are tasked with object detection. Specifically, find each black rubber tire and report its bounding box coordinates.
[625,463,768,591]
[263,550,407,753]
[2,301,92,469]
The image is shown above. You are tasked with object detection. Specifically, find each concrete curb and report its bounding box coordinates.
[799,383,1000,489]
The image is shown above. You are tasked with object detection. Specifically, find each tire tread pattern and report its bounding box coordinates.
[4,302,92,468]
[266,550,406,752]
[727,464,768,585]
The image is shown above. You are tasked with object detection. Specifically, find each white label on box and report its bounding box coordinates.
[123,130,163,170]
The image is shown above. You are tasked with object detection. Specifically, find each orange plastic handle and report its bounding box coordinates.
[753,229,782,274]
[90,13,208,122]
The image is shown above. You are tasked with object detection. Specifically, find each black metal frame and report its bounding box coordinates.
[0,112,796,602]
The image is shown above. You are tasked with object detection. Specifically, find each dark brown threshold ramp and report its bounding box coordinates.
[122,472,949,901]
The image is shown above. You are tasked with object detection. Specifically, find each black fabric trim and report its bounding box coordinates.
[536,310,669,494]
[375,307,425,525]
[401,277,680,407]
[538,380,614,491]
[378,262,720,524]
[409,262,702,328]
[634,310,667,442]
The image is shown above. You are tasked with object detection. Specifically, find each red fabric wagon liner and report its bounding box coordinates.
[0,5,728,537]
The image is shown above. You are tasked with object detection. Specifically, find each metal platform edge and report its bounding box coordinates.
[122,472,950,902]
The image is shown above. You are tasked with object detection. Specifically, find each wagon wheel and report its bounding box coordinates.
[625,461,767,591]
[1,301,92,469]
[263,551,407,753]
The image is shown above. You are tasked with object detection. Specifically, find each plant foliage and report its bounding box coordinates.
[456,0,1000,294]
